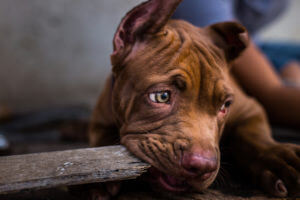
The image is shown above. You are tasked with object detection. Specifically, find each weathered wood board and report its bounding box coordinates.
[0,145,150,194]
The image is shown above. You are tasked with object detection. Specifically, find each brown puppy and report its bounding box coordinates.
[89,0,300,198]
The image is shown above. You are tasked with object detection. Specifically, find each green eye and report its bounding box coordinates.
[149,91,170,103]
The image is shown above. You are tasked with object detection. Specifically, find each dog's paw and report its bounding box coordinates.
[69,182,121,200]
[88,182,121,200]
[250,143,300,197]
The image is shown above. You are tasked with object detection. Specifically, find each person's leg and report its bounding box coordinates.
[280,61,300,85]
[232,41,300,127]
[259,42,300,85]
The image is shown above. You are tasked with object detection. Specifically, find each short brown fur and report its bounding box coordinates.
[89,0,300,198]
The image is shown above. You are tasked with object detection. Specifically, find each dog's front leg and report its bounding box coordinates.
[89,75,119,147]
[72,75,122,200]
[225,94,300,197]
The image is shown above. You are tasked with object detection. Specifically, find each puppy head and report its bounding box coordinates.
[110,0,249,192]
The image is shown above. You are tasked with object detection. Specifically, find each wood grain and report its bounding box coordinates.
[0,145,150,194]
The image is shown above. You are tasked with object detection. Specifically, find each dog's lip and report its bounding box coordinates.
[146,167,217,192]
[147,167,190,192]
[158,173,189,192]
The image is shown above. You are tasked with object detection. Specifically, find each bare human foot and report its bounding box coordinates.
[280,61,300,86]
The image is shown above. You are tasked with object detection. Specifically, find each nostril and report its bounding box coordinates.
[182,153,217,175]
[186,167,199,174]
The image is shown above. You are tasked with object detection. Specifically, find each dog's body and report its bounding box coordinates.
[89,0,300,198]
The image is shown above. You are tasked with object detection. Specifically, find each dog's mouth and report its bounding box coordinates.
[146,167,190,192]
[159,173,190,192]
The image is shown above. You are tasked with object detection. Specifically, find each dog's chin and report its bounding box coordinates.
[146,167,190,192]
[146,167,216,193]
[158,172,190,192]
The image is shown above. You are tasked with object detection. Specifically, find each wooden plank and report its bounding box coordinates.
[0,145,150,194]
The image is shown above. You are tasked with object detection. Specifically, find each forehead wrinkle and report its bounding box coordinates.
[131,29,185,82]
[162,31,224,106]
[142,27,200,89]
[193,38,224,72]
[168,32,202,93]
[136,66,192,91]
[188,45,202,92]
[164,67,194,88]
[125,43,183,91]
[162,56,202,91]
[209,44,226,64]
[154,25,188,70]
[197,53,222,106]
[125,27,184,76]
[212,78,223,108]
[191,41,225,102]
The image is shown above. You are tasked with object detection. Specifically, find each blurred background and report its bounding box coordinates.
[0,0,144,112]
[0,0,299,112]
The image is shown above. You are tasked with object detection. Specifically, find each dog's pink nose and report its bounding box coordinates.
[182,152,217,177]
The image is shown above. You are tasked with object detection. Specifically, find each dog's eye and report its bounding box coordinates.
[219,99,233,114]
[149,91,170,103]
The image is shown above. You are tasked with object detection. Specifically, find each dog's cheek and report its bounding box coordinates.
[217,113,227,135]
[121,135,156,166]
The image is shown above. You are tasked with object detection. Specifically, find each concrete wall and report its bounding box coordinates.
[0,0,299,112]
[0,0,144,112]
[259,0,300,41]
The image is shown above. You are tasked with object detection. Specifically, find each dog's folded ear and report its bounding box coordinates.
[207,22,249,62]
[111,0,182,66]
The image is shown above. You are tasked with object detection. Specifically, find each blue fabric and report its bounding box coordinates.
[173,0,235,27]
[235,0,290,35]
[259,42,300,71]
[173,0,290,35]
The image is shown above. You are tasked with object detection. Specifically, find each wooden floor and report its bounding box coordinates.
[0,184,290,200]
[1,136,287,200]
[0,143,294,200]
[0,107,299,200]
